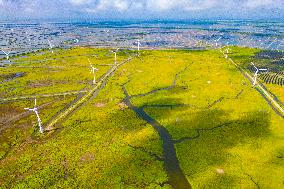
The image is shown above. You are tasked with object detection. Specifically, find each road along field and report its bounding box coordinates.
[0,47,284,188]
[227,47,284,111]
[220,47,284,118]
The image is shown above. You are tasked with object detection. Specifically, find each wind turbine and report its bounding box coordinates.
[266,38,277,49]
[110,48,119,64]
[225,48,229,59]
[48,40,54,53]
[136,39,142,51]
[251,62,268,86]
[1,49,11,60]
[224,43,231,59]
[214,37,222,48]
[89,59,99,84]
[24,99,43,133]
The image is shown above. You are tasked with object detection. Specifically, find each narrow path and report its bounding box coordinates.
[258,82,284,107]
[43,93,85,129]
[49,64,118,131]
[123,86,191,189]
[0,90,88,103]
[46,56,135,131]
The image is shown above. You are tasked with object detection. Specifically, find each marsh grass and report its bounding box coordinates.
[0,47,283,188]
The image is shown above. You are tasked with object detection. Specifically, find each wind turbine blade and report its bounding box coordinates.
[251,63,257,68]
[251,62,258,70]
[2,49,8,55]
[34,99,37,107]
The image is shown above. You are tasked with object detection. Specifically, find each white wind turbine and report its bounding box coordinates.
[251,62,268,86]
[214,37,222,48]
[224,43,231,59]
[1,48,11,60]
[48,40,54,53]
[89,59,99,84]
[136,39,142,51]
[266,38,277,49]
[225,48,229,59]
[110,48,119,64]
[25,99,43,133]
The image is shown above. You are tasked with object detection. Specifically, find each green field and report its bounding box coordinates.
[0,47,284,188]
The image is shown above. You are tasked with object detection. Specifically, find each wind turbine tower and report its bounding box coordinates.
[251,62,268,86]
[1,49,11,60]
[111,48,119,64]
[89,59,99,84]
[137,39,141,51]
[24,99,43,133]
[48,40,54,54]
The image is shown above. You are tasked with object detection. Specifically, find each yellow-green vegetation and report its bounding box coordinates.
[0,47,284,188]
[229,46,284,104]
[0,47,128,98]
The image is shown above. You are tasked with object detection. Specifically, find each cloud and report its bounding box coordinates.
[246,0,272,8]
[184,0,218,11]
[146,0,218,11]
[147,0,179,11]
[114,0,129,11]
[85,0,130,12]
[0,0,284,19]
[245,0,282,8]
[132,1,144,9]
[69,0,91,5]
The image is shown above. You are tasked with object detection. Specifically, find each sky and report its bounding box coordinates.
[0,0,284,21]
